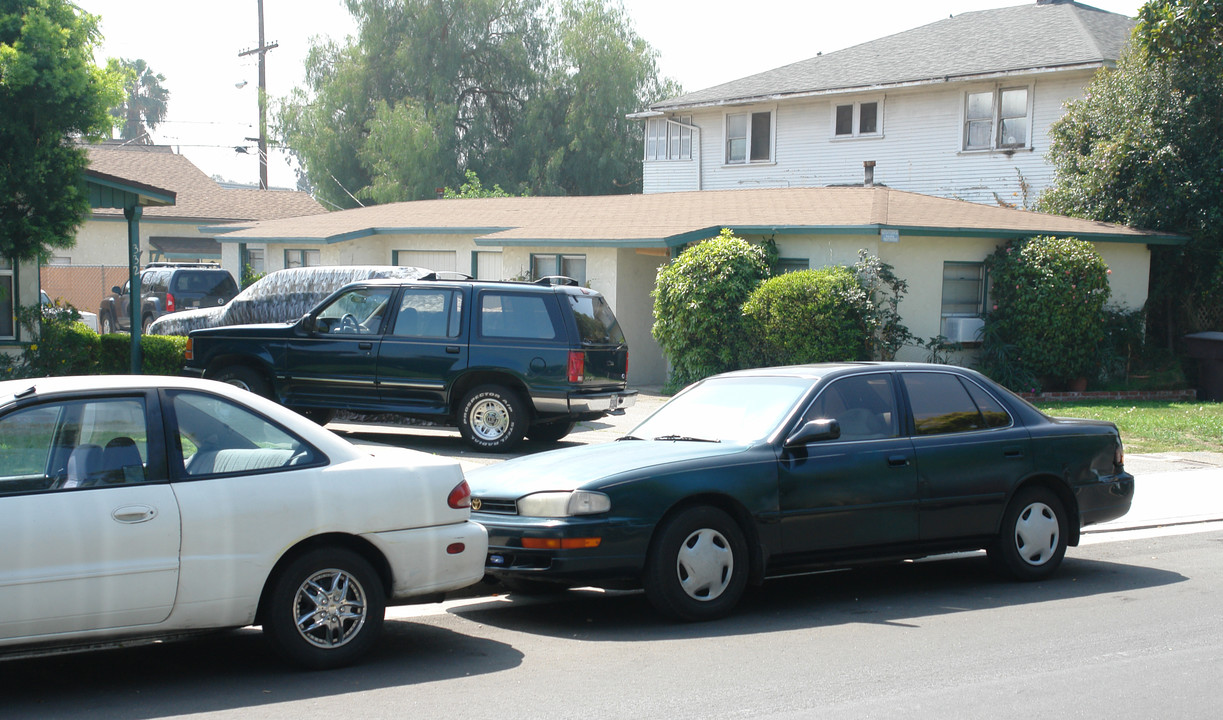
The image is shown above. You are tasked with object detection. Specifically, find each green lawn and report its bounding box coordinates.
[1035,400,1223,454]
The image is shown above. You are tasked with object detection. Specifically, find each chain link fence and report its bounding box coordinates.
[42,265,129,317]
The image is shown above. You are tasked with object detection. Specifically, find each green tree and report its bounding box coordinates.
[1039,0,1223,339]
[278,0,548,208]
[1,0,121,262]
[276,0,675,205]
[504,0,679,195]
[651,229,770,389]
[110,57,169,143]
[442,170,514,199]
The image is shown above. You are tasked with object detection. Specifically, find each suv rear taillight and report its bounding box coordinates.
[448,480,472,509]
[567,351,585,383]
[184,337,194,361]
[165,292,176,312]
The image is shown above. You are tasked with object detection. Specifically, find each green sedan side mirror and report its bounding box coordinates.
[298,313,317,334]
[785,418,841,447]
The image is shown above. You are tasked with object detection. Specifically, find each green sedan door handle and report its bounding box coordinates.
[1004,447,1024,458]
[887,455,910,467]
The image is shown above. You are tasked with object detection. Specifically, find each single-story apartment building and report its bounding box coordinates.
[207,185,1182,386]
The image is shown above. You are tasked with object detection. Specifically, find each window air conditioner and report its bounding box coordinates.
[943,316,985,344]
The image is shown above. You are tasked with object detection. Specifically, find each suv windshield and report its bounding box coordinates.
[569,295,625,346]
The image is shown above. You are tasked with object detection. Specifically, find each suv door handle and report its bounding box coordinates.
[887,455,911,467]
[358,342,373,350]
[445,346,460,354]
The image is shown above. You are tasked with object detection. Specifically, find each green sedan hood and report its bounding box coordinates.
[467,440,752,496]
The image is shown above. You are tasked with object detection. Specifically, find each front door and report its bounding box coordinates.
[0,394,181,641]
[377,287,468,413]
[778,372,918,555]
[282,285,395,409]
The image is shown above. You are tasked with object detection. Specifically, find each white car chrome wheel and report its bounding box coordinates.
[293,567,369,649]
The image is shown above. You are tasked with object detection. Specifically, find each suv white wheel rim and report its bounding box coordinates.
[470,398,510,440]
[1014,501,1059,566]
[676,528,734,601]
[294,567,368,649]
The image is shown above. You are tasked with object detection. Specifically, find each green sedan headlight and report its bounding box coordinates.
[517,490,611,517]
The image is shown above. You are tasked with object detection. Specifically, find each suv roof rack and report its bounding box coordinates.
[144,262,222,269]
[534,276,579,287]
[419,271,474,281]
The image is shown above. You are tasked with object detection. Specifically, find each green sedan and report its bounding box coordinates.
[468,363,1134,621]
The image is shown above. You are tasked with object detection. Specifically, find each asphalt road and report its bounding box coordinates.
[5,394,1221,718]
[4,526,1220,719]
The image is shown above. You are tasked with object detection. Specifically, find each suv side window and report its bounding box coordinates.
[314,286,395,335]
[478,292,559,340]
[902,372,1005,435]
[392,288,461,338]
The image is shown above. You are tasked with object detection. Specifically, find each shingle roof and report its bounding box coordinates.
[85,144,326,222]
[652,1,1136,111]
[209,186,1182,246]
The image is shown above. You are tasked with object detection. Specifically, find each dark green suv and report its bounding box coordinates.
[182,276,636,451]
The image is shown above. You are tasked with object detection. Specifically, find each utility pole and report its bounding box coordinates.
[238,0,278,190]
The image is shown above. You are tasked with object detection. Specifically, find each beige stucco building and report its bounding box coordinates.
[208,187,1181,386]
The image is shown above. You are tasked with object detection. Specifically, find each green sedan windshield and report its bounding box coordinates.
[630,376,814,444]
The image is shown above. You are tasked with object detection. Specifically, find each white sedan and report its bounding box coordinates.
[0,376,487,669]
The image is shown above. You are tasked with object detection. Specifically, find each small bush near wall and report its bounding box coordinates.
[743,267,870,366]
[652,229,770,389]
[11,306,100,377]
[982,236,1110,389]
[98,333,188,376]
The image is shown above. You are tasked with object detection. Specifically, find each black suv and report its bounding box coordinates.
[182,276,636,451]
[100,262,238,334]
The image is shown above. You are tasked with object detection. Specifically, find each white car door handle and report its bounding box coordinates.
[112,505,158,524]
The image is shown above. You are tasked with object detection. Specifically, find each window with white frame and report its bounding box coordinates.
[833,100,881,138]
[531,254,586,284]
[393,250,457,273]
[963,87,1030,151]
[1,258,13,338]
[646,116,693,161]
[941,262,985,318]
[243,248,265,275]
[725,110,772,164]
[284,249,320,269]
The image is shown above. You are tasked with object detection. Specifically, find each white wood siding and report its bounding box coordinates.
[646,70,1096,206]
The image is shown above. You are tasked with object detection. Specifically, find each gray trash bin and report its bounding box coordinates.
[1183,331,1223,401]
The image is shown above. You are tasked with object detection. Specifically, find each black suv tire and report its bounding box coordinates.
[457,385,528,452]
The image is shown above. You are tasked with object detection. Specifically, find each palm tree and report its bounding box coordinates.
[111,58,170,144]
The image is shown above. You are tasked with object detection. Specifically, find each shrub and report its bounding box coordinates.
[652,229,770,389]
[853,250,915,360]
[18,305,99,377]
[98,333,188,375]
[982,236,1110,388]
[742,267,870,366]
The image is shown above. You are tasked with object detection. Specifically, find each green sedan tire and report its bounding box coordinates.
[643,506,749,622]
[989,486,1068,581]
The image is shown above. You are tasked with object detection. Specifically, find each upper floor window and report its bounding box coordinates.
[833,100,881,138]
[646,116,692,161]
[964,87,1029,151]
[726,110,772,164]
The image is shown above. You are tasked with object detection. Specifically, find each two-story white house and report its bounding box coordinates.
[635,0,1133,206]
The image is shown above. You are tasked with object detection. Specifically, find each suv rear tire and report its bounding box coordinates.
[457,384,527,452]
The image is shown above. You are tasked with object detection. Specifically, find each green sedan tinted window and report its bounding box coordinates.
[902,372,987,435]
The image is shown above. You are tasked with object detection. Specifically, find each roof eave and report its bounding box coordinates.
[650,62,1111,112]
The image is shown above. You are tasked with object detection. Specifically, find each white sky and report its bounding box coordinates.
[77,0,1147,191]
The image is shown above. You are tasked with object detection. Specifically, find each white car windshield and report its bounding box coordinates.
[629,376,814,444]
